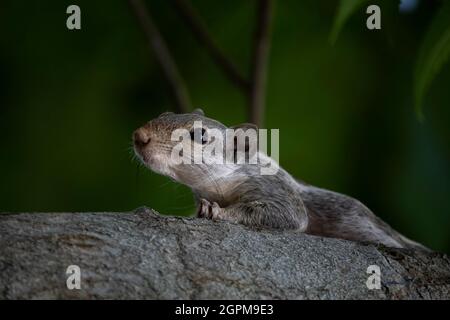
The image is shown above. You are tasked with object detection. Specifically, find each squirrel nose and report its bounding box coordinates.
[133,128,151,147]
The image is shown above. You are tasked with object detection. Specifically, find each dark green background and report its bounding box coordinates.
[1,1,449,253]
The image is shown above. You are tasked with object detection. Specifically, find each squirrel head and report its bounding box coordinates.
[133,109,268,190]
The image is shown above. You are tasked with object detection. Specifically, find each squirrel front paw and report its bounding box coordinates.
[198,198,223,221]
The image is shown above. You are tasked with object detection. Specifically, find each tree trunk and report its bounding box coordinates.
[0,208,449,299]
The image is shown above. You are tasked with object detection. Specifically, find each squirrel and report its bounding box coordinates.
[133,109,427,250]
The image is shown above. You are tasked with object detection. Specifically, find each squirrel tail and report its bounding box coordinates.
[399,234,432,252]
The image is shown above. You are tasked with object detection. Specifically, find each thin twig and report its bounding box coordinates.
[249,0,273,126]
[172,0,250,93]
[128,0,191,113]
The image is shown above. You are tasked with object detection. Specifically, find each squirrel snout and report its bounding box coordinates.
[133,128,151,147]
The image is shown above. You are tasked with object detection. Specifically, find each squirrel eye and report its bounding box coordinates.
[190,128,208,144]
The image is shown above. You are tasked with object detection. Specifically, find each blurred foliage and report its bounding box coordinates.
[414,1,450,119]
[331,0,450,120]
[0,0,449,253]
[329,0,372,44]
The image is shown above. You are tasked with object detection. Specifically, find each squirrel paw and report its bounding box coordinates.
[198,199,223,221]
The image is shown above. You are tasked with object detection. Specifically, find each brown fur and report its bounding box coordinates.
[133,110,428,250]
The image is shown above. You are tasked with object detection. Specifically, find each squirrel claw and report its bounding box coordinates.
[198,198,212,219]
[210,202,222,221]
[198,199,223,220]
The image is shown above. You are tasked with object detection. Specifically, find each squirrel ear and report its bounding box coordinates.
[192,108,205,116]
[230,123,259,161]
[230,123,258,131]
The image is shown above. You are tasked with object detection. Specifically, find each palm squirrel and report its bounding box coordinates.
[133,109,427,250]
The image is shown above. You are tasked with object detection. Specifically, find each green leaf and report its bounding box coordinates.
[329,0,371,45]
[414,2,450,120]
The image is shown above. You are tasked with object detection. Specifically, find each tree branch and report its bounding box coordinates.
[249,0,273,126]
[172,0,250,93]
[128,0,191,113]
[2,209,449,299]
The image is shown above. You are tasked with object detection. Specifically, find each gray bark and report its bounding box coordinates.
[0,207,449,299]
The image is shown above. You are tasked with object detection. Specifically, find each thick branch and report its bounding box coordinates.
[1,208,449,299]
[249,0,273,126]
[172,0,250,93]
[128,0,191,113]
